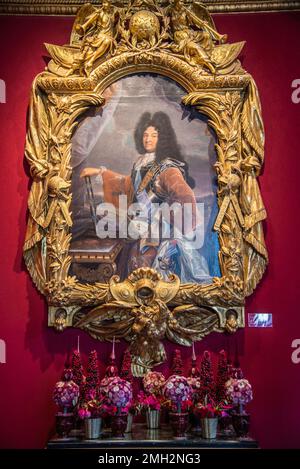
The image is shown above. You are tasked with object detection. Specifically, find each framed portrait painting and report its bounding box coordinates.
[69,73,221,285]
[23,1,268,372]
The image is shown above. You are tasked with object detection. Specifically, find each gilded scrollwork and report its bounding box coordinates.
[44,0,246,79]
[24,1,268,372]
[73,267,222,376]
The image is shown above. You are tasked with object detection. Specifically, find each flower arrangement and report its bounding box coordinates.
[225,378,253,406]
[199,350,215,403]
[225,376,253,437]
[195,399,232,419]
[53,367,80,411]
[100,398,140,417]
[187,376,201,404]
[143,371,166,396]
[120,349,133,383]
[168,399,193,413]
[163,375,192,413]
[216,350,230,404]
[99,375,115,395]
[126,397,141,416]
[100,403,129,417]
[71,350,85,389]
[106,377,133,413]
[85,350,100,392]
[102,380,133,438]
[188,343,200,378]
[77,389,104,419]
[137,391,163,412]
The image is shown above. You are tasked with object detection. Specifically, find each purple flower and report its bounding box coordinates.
[143,372,166,396]
[225,378,253,405]
[53,379,79,410]
[106,377,132,409]
[78,408,91,419]
[163,375,192,406]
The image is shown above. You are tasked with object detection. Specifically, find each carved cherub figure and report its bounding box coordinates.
[76,0,117,75]
[224,309,239,334]
[169,0,226,72]
[45,1,119,77]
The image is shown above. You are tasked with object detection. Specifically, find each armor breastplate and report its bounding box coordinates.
[131,158,186,204]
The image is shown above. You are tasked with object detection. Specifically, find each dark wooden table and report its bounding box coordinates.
[47,424,258,449]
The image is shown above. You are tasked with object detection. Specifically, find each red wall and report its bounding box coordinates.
[0,12,300,448]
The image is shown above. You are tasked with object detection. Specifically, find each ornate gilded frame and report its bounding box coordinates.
[24,1,268,371]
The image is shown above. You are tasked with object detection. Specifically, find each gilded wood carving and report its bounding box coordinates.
[24,1,268,375]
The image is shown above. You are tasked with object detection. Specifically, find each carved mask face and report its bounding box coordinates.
[103,1,111,12]
[136,286,154,302]
[135,280,156,305]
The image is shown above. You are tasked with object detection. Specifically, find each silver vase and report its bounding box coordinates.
[146,410,160,429]
[125,413,133,433]
[201,418,218,439]
[84,417,101,439]
[147,428,159,440]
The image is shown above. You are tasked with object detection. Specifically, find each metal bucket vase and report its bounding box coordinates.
[84,417,101,439]
[201,418,218,439]
[147,428,159,439]
[125,413,133,433]
[146,410,160,429]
